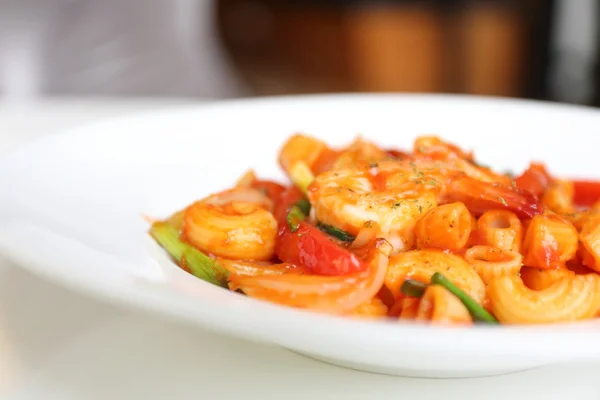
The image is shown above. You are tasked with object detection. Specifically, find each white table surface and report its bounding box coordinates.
[1,98,600,400]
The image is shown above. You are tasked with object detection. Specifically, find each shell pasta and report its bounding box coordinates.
[149,133,600,326]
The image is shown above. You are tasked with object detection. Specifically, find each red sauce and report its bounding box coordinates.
[367,165,397,192]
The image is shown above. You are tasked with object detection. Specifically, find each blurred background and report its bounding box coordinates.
[0,0,598,106]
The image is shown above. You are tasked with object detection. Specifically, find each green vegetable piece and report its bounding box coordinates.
[295,199,311,216]
[286,206,306,232]
[289,161,315,195]
[150,222,228,287]
[430,272,498,324]
[400,279,428,298]
[316,222,356,242]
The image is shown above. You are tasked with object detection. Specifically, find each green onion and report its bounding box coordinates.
[295,199,311,216]
[286,206,306,232]
[316,222,355,242]
[400,279,428,297]
[289,161,315,195]
[150,222,228,287]
[430,272,498,324]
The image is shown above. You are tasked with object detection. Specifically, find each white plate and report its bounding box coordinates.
[1,94,600,379]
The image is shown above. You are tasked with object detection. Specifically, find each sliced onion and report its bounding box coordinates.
[218,258,306,277]
[351,221,381,249]
[235,169,257,188]
[229,238,392,314]
[204,187,272,211]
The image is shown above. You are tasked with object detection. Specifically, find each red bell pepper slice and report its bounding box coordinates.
[573,180,600,207]
[276,220,365,276]
[515,163,552,198]
[272,186,305,225]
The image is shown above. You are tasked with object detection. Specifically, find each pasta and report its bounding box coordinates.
[389,297,420,319]
[488,275,600,324]
[349,298,389,319]
[398,298,420,319]
[414,202,472,250]
[384,250,486,304]
[476,210,522,252]
[542,180,576,215]
[415,285,473,325]
[520,266,574,290]
[150,133,600,326]
[464,245,522,285]
[579,212,600,272]
[521,214,578,269]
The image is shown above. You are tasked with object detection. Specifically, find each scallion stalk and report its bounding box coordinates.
[286,206,306,232]
[400,279,428,298]
[289,161,314,195]
[430,272,498,324]
[150,222,228,287]
[295,199,311,216]
[316,222,355,242]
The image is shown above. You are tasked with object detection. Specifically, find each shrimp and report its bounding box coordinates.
[331,136,392,170]
[414,135,475,161]
[308,160,442,251]
[182,187,278,261]
[414,135,512,184]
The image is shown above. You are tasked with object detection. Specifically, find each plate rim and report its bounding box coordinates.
[2,92,600,161]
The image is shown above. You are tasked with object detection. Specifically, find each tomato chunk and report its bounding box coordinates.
[273,186,305,225]
[515,163,552,197]
[275,222,365,276]
[573,180,600,207]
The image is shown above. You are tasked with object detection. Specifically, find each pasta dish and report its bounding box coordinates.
[149,134,600,325]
